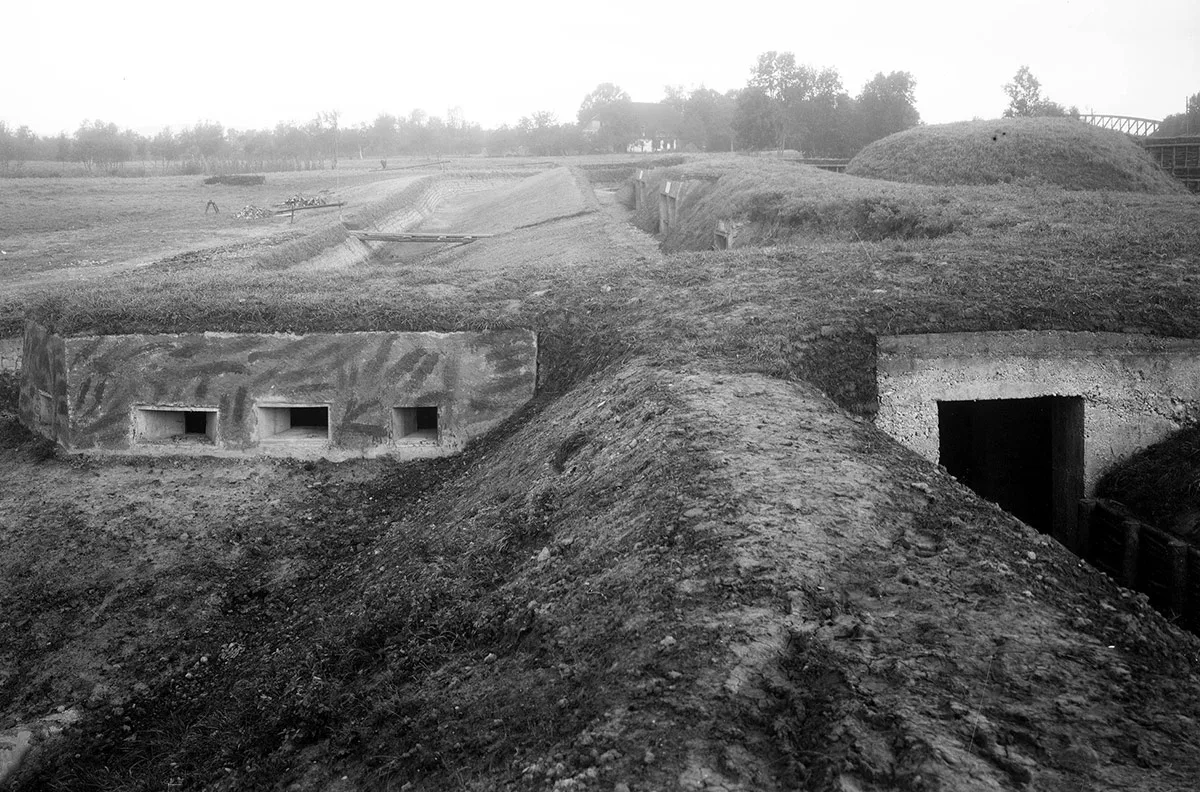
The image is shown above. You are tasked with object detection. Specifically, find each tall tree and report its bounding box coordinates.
[858,71,920,144]
[785,67,845,154]
[747,51,801,148]
[1003,66,1074,118]
[679,87,736,152]
[73,120,132,172]
[733,88,776,150]
[576,83,630,124]
[1156,92,1200,136]
[743,52,846,150]
[577,83,636,152]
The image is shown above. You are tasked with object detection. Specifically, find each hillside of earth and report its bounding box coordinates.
[845,117,1187,193]
[2,145,1200,791]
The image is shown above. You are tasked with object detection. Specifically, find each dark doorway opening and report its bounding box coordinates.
[938,396,1084,540]
[289,407,329,429]
[183,411,209,435]
[256,405,330,442]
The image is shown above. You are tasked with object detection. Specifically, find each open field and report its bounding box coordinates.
[3,153,1200,791]
[0,169,422,296]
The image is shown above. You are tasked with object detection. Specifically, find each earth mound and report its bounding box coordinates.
[846,117,1187,193]
[1096,425,1200,537]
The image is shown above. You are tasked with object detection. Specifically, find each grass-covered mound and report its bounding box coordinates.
[846,117,1188,193]
[1096,425,1200,538]
[632,158,969,253]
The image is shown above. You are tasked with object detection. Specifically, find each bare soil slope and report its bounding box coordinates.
[5,358,1200,791]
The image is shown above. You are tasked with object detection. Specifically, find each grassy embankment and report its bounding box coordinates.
[846,116,1188,192]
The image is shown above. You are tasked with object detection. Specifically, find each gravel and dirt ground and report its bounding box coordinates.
[3,157,1200,791]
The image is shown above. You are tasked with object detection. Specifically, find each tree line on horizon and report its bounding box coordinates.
[0,51,920,171]
[2,58,1183,173]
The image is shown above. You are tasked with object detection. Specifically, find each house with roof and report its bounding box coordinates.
[581,101,681,153]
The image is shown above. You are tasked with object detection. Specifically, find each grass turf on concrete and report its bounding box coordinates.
[846,117,1188,193]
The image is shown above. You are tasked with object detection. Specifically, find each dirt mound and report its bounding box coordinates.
[7,359,1200,791]
[1095,425,1200,537]
[846,117,1188,193]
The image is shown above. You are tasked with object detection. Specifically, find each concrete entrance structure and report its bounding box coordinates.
[657,181,683,234]
[876,331,1200,548]
[18,322,538,460]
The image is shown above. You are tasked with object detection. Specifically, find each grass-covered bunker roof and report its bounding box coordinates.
[846,117,1188,192]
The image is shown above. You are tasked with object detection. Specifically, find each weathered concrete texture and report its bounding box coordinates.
[657,180,684,234]
[19,323,537,460]
[876,331,1200,496]
[0,336,21,372]
[17,322,68,440]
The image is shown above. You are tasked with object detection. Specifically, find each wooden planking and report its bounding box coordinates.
[273,202,345,216]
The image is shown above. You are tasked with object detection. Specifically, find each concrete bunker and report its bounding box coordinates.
[18,324,538,460]
[877,331,1200,550]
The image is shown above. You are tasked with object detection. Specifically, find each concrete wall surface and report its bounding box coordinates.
[19,323,537,460]
[18,323,68,440]
[876,331,1200,494]
[0,336,22,373]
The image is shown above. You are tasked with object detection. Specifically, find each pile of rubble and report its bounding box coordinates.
[234,205,273,219]
[281,194,327,208]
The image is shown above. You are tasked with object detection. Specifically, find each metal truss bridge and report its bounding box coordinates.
[1079,114,1162,138]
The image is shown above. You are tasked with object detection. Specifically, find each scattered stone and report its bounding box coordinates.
[484,653,497,664]
[659,636,677,649]
[537,547,551,563]
[234,205,272,219]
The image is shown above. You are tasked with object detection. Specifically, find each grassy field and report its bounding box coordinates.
[5,151,1200,791]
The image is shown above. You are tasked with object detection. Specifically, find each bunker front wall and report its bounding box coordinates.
[21,323,537,456]
[875,331,1200,495]
[18,322,69,440]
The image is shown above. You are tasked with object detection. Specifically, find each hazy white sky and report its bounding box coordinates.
[3,0,1197,136]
